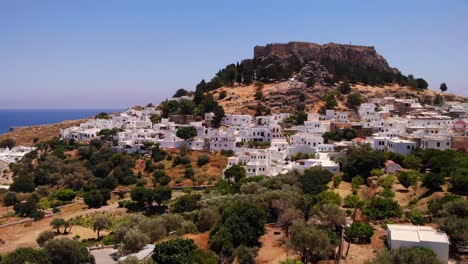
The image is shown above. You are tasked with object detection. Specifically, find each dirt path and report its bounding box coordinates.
[0,201,122,253]
[255,224,290,264]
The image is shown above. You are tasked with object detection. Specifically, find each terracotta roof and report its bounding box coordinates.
[385,160,396,166]
[351,137,365,143]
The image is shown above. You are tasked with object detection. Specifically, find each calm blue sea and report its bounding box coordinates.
[0,109,122,134]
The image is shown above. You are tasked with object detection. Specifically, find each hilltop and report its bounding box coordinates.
[191,41,466,115]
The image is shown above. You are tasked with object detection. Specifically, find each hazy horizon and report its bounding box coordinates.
[2,0,467,109]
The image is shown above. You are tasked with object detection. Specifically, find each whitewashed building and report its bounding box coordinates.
[387,224,449,264]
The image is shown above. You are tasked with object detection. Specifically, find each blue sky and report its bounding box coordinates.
[1,0,467,109]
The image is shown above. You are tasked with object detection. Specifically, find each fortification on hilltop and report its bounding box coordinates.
[253,41,396,74]
[253,41,376,58]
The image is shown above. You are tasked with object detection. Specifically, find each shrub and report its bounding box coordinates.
[53,189,76,202]
[197,155,210,167]
[364,197,402,220]
[171,194,201,213]
[333,175,343,187]
[367,246,440,264]
[36,231,55,246]
[299,167,333,195]
[345,223,374,244]
[218,90,227,100]
[153,238,197,264]
[343,195,364,209]
[351,176,364,190]
[407,210,425,225]
[379,188,395,198]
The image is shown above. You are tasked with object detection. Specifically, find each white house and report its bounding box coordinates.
[290,133,324,147]
[421,136,451,150]
[292,153,340,174]
[386,138,416,155]
[387,224,449,263]
[222,114,252,128]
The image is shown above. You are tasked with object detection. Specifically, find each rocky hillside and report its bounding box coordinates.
[211,81,467,116]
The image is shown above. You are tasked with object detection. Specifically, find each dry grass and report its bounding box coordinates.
[183,231,210,250]
[0,119,86,146]
[160,149,228,187]
[211,84,276,115]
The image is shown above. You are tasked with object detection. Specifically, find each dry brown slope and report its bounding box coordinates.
[211,82,467,115]
[0,119,86,146]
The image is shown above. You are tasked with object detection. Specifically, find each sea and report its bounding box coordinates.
[0,109,122,135]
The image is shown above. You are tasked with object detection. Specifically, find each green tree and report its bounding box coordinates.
[224,165,246,182]
[397,171,419,190]
[233,245,258,264]
[323,93,337,109]
[0,138,16,149]
[121,228,150,254]
[36,230,56,246]
[153,238,197,264]
[195,208,220,232]
[407,209,426,225]
[53,189,76,202]
[339,82,352,94]
[339,145,385,181]
[209,201,266,258]
[278,208,304,236]
[347,92,364,109]
[153,186,172,206]
[93,214,112,239]
[176,126,197,140]
[50,218,66,234]
[9,175,35,193]
[433,94,444,106]
[44,237,92,264]
[150,114,162,124]
[343,195,365,209]
[415,78,429,89]
[402,154,421,170]
[423,173,445,191]
[254,91,263,101]
[451,167,468,195]
[212,105,225,128]
[151,144,167,162]
[287,220,334,263]
[173,88,189,98]
[218,90,227,100]
[0,248,50,264]
[298,167,333,195]
[345,223,374,244]
[364,197,402,220]
[193,249,219,264]
[440,82,448,92]
[171,194,201,213]
[3,191,18,213]
[197,155,210,167]
[365,246,441,264]
[83,189,106,208]
[131,186,152,206]
[310,203,346,228]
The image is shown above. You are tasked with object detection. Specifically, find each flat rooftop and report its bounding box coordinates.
[387,224,449,244]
